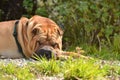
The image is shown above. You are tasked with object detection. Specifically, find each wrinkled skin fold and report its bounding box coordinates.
[17,15,63,59]
[0,15,63,59]
[0,15,85,60]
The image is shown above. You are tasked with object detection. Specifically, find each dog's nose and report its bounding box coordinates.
[35,49,52,60]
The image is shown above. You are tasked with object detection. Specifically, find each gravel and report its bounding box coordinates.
[0,58,35,66]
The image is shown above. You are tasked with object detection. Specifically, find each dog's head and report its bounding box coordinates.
[26,15,63,59]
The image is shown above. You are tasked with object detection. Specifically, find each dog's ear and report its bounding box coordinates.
[20,17,29,26]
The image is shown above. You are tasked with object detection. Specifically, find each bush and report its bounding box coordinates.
[35,0,120,51]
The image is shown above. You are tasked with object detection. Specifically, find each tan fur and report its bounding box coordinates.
[0,20,24,58]
[0,15,85,59]
[0,15,63,58]
[26,15,63,58]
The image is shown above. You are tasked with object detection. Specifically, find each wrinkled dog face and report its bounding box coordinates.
[28,15,63,59]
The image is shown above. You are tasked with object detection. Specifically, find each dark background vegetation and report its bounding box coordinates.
[0,0,120,57]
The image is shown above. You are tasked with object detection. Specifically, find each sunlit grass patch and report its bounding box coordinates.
[29,58,61,76]
[62,59,105,79]
[0,57,120,79]
[28,58,120,80]
[0,62,35,80]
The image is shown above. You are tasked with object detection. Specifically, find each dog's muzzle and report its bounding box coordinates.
[36,49,52,59]
[35,46,57,60]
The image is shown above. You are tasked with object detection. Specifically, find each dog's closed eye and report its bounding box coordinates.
[32,28,39,36]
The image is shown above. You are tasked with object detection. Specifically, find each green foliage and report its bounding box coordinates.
[1,0,118,52]
[113,35,120,52]
[0,0,120,51]
[23,0,33,18]
[84,43,120,60]
[34,0,120,51]
[23,0,33,13]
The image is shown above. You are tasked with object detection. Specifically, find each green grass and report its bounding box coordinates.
[0,45,120,79]
[0,57,120,80]
[0,62,35,80]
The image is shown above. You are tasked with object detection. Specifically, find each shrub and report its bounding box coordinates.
[35,0,120,51]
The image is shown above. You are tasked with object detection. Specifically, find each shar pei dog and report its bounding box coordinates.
[0,15,64,59]
[0,15,85,60]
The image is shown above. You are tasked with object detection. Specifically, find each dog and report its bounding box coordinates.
[0,15,63,59]
[0,15,87,60]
